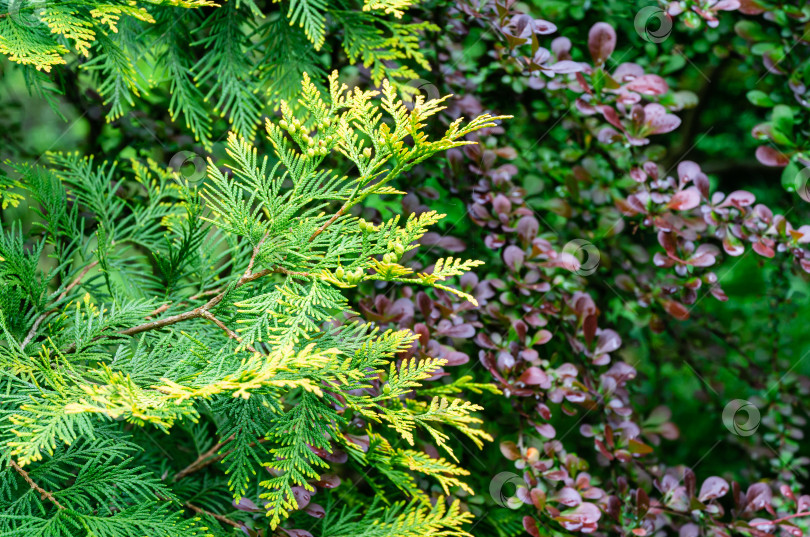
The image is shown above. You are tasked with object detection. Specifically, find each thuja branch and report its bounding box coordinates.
[111,266,312,339]
[10,460,65,510]
[129,235,310,338]
[57,264,303,353]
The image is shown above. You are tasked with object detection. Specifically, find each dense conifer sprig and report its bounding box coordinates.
[0,73,505,536]
[0,0,439,148]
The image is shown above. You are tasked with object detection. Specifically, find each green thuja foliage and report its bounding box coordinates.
[0,72,504,536]
[0,0,438,148]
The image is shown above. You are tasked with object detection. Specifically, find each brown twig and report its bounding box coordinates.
[146,303,171,318]
[750,512,810,526]
[309,182,363,243]
[184,502,242,529]
[173,436,270,482]
[117,266,284,338]
[120,308,207,337]
[145,289,223,319]
[200,310,257,353]
[10,460,65,510]
[190,289,222,301]
[60,251,312,351]
[244,233,269,279]
[309,210,346,243]
[21,261,100,350]
[173,434,235,482]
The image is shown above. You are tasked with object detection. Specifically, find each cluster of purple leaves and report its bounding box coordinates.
[664,0,810,190]
[354,0,810,535]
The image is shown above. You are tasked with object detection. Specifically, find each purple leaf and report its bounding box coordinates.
[722,235,745,256]
[690,244,719,267]
[304,504,325,519]
[677,161,702,183]
[551,60,585,74]
[552,487,583,507]
[644,104,681,134]
[667,188,701,211]
[535,422,556,438]
[437,321,475,339]
[753,240,775,258]
[636,488,650,517]
[443,351,470,366]
[532,18,557,35]
[517,216,539,243]
[551,36,572,58]
[291,486,312,509]
[316,474,341,489]
[518,367,552,388]
[719,190,756,208]
[599,105,625,131]
[698,476,730,502]
[588,22,617,64]
[595,330,621,354]
[744,482,773,512]
[624,74,669,95]
[420,232,467,252]
[662,300,690,321]
[500,440,521,460]
[233,498,261,512]
[523,516,541,537]
[504,245,525,271]
[282,530,314,537]
[493,193,511,215]
[755,145,789,167]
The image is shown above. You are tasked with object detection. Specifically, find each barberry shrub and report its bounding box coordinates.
[0,73,504,536]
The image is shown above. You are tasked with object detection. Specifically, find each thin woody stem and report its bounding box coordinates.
[309,182,363,242]
[145,289,222,319]
[107,267,309,338]
[58,245,313,352]
[120,308,205,337]
[10,460,65,510]
[173,435,270,483]
[184,503,241,529]
[22,261,100,350]
[244,233,269,278]
[750,512,810,526]
[200,310,257,353]
[173,434,235,482]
